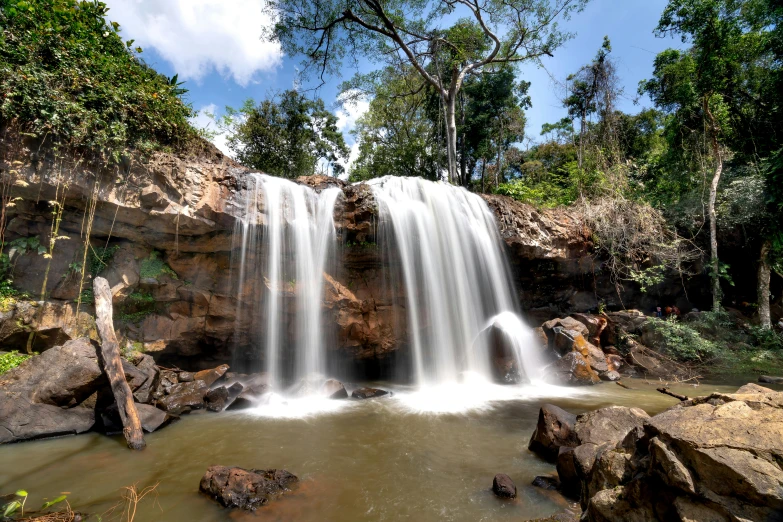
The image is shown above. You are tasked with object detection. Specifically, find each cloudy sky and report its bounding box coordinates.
[104,0,684,167]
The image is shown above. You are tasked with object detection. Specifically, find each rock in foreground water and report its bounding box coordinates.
[492,474,517,499]
[199,466,298,510]
[351,387,392,399]
[528,403,578,461]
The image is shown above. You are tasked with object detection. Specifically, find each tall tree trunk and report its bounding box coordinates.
[459,133,468,187]
[758,240,772,329]
[444,95,458,184]
[704,97,723,312]
[708,156,723,312]
[481,158,486,193]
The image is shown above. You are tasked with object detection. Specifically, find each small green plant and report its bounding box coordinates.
[646,317,717,362]
[117,291,156,324]
[629,264,665,293]
[345,240,377,248]
[749,326,783,351]
[0,351,32,375]
[140,251,177,280]
[1,489,67,519]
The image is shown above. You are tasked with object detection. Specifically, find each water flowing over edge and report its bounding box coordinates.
[230,174,571,417]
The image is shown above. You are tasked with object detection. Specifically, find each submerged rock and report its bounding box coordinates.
[351,387,392,399]
[492,474,517,499]
[532,475,560,491]
[199,466,298,510]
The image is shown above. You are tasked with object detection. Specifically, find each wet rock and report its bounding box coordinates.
[322,379,348,399]
[195,364,230,386]
[545,352,600,386]
[199,466,298,510]
[598,371,620,382]
[556,447,580,498]
[528,404,578,461]
[759,375,783,384]
[552,327,588,357]
[492,474,517,499]
[205,386,229,412]
[227,382,244,399]
[351,387,392,399]
[225,383,268,411]
[178,371,195,382]
[532,475,560,490]
[158,380,208,414]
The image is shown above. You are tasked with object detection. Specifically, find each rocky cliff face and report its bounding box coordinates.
[0,143,656,372]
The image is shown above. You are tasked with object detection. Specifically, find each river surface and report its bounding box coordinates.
[0,379,752,521]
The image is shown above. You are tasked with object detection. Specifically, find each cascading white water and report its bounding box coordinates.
[232,174,340,388]
[369,176,541,387]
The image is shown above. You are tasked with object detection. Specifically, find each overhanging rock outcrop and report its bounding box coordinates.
[0,141,616,367]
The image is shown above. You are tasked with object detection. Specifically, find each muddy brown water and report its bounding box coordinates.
[0,379,756,521]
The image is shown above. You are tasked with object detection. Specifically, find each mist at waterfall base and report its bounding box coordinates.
[231,175,575,416]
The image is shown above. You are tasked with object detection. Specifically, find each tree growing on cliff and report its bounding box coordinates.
[224,91,348,178]
[265,0,588,184]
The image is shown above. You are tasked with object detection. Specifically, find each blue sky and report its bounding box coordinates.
[104,0,685,164]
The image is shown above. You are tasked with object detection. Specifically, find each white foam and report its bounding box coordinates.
[245,392,353,419]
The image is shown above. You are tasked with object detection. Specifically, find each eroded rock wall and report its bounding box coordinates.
[0,142,665,371]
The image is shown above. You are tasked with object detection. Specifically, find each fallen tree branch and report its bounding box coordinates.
[657,387,689,401]
[616,381,632,390]
[94,276,146,450]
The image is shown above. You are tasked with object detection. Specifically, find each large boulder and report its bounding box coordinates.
[575,406,650,447]
[570,313,607,346]
[574,386,783,522]
[0,338,106,444]
[529,404,579,461]
[542,317,589,343]
[545,352,600,386]
[199,466,298,510]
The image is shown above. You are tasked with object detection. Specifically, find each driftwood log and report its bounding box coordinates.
[94,277,146,450]
[759,375,783,384]
[657,387,689,401]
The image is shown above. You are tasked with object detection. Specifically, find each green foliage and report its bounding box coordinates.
[647,316,717,361]
[629,264,666,293]
[221,91,348,178]
[345,240,376,248]
[0,350,32,375]
[0,0,196,159]
[139,251,176,280]
[117,290,155,324]
[88,244,119,276]
[494,178,575,207]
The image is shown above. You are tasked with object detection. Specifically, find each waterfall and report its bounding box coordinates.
[369,176,538,387]
[232,174,340,388]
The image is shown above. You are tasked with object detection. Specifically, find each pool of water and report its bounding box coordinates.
[0,379,751,521]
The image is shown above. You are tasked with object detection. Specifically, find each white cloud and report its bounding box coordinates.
[105,0,282,86]
[335,92,370,133]
[190,104,233,157]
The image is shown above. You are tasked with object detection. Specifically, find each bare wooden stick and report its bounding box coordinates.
[616,381,632,390]
[94,277,146,450]
[657,387,689,401]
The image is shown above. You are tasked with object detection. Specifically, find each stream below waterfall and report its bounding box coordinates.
[0,379,750,522]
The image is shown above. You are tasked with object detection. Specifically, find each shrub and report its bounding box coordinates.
[646,317,717,362]
[0,0,196,160]
[0,350,32,374]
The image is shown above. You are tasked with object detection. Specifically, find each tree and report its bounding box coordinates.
[564,36,615,172]
[225,91,348,178]
[348,66,443,181]
[267,0,588,183]
[640,0,749,312]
